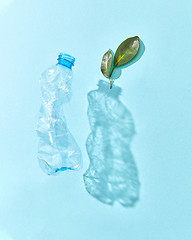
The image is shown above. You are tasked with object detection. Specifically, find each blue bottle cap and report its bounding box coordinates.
[57,53,75,69]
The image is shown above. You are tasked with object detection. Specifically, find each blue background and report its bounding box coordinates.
[0,0,192,239]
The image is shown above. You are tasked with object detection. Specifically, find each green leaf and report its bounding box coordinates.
[114,36,140,67]
[101,49,114,78]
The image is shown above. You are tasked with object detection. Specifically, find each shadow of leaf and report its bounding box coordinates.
[83,80,140,207]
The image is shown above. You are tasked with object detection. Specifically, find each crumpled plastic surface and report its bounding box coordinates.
[83,80,140,206]
[36,64,82,175]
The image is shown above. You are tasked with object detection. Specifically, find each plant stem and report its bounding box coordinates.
[109,66,115,89]
[109,79,112,89]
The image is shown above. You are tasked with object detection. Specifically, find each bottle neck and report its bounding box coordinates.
[57,59,73,69]
[57,53,75,69]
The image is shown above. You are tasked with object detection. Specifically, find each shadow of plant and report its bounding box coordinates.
[83,80,140,207]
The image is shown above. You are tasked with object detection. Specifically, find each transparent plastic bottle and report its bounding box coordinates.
[36,53,82,175]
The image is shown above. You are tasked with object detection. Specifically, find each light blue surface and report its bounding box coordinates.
[0,0,192,239]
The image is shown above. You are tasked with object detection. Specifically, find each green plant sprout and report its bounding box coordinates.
[101,36,140,88]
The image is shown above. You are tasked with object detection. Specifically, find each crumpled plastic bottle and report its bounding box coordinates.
[83,80,140,206]
[36,53,82,175]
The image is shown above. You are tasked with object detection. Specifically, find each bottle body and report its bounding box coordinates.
[37,62,82,175]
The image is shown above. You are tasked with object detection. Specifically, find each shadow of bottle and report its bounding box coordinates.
[83,80,140,207]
